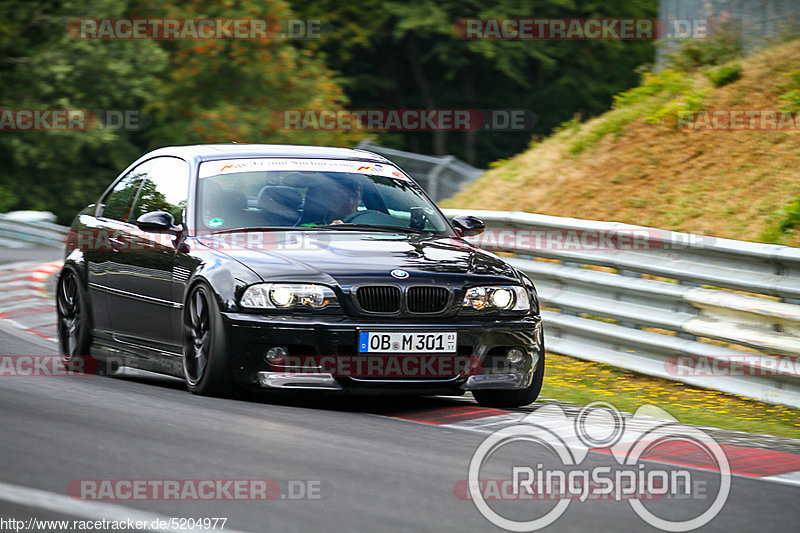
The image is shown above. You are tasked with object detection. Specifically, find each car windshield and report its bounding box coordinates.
[196,158,452,234]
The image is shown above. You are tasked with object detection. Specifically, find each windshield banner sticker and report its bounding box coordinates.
[199,158,410,180]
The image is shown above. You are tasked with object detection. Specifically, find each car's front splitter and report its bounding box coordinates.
[223,312,543,392]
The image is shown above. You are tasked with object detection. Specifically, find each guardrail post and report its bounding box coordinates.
[426,156,454,202]
[355,142,482,202]
[677,279,701,338]
[617,270,641,329]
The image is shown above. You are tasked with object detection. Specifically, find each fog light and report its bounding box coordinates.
[506,348,525,365]
[265,346,288,363]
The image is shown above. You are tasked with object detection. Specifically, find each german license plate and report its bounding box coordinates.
[358,332,457,353]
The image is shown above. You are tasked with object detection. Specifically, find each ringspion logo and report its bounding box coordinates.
[463,402,730,531]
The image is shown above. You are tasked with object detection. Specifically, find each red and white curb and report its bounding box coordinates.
[376,401,800,488]
[0,261,61,343]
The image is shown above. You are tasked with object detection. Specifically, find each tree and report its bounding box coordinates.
[0,0,362,222]
[135,0,363,148]
[0,0,167,222]
[291,0,658,166]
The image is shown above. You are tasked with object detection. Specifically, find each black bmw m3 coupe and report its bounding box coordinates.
[57,144,544,407]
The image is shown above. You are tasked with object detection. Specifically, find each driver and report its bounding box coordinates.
[300,177,362,226]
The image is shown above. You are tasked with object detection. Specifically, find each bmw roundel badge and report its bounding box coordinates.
[390,269,409,279]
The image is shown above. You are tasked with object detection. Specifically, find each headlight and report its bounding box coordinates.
[240,283,338,309]
[462,286,530,312]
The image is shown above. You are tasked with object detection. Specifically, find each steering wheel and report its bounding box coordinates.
[342,209,384,223]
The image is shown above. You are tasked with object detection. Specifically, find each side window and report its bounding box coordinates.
[100,160,153,222]
[131,157,190,225]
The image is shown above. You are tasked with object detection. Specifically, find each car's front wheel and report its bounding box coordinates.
[472,353,545,408]
[183,283,235,397]
[56,269,97,372]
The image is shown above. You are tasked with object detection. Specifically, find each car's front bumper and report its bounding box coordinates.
[223,312,543,393]
[254,365,539,392]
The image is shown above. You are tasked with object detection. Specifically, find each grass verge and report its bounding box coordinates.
[442,39,800,247]
[542,352,800,439]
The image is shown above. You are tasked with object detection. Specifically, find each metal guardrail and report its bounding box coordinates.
[442,208,800,408]
[357,140,483,202]
[4,204,799,406]
[0,215,67,248]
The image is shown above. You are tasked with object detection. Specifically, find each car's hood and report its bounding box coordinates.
[196,230,519,286]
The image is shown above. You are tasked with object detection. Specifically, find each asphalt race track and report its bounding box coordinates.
[1,250,799,532]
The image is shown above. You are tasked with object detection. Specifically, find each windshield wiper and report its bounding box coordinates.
[204,226,292,235]
[313,223,442,235]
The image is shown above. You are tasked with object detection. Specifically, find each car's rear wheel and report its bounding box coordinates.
[473,352,545,408]
[56,270,97,372]
[183,283,235,396]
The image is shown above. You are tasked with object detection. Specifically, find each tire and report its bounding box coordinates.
[56,269,102,374]
[183,283,235,397]
[473,352,545,408]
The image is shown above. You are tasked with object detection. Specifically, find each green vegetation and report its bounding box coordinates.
[0,0,662,222]
[761,196,800,244]
[646,89,707,128]
[779,70,800,112]
[448,37,800,431]
[445,38,800,248]
[705,63,743,87]
[0,0,356,223]
[663,26,742,70]
[568,69,703,154]
[0,186,16,213]
[612,70,693,107]
[292,0,658,166]
[545,353,800,438]
[563,25,755,154]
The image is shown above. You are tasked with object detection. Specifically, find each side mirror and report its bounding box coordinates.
[136,211,176,232]
[452,215,485,237]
